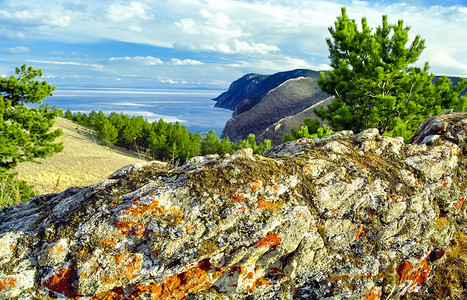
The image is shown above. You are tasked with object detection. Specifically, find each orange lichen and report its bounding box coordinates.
[41,265,75,297]
[96,253,142,289]
[9,246,15,251]
[273,186,279,191]
[165,207,184,225]
[250,180,262,191]
[355,225,366,239]
[100,276,116,285]
[255,233,282,248]
[131,222,146,236]
[295,212,302,217]
[123,199,163,217]
[391,195,405,203]
[125,258,223,300]
[114,253,126,265]
[365,288,381,300]
[229,194,244,202]
[101,238,117,247]
[452,196,464,209]
[397,255,432,292]
[114,220,147,236]
[186,224,196,233]
[0,277,17,292]
[247,276,271,290]
[243,272,254,281]
[256,199,286,211]
[115,220,136,235]
[257,199,268,210]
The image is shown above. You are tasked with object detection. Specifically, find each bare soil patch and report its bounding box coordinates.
[14,117,149,194]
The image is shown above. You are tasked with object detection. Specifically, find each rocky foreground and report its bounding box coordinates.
[1,113,466,299]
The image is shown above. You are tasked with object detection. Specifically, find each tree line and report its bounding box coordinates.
[64,109,271,164]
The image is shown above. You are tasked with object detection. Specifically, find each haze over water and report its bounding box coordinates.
[42,87,232,136]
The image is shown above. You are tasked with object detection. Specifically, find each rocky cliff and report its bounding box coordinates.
[213,69,322,111]
[220,75,330,144]
[1,113,466,299]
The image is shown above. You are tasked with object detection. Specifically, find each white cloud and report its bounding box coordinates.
[170,59,203,65]
[0,46,29,54]
[1,74,6,78]
[199,39,279,55]
[27,60,104,71]
[0,0,465,87]
[109,56,163,65]
[160,79,179,84]
[107,1,152,22]
[229,55,330,73]
[0,9,71,27]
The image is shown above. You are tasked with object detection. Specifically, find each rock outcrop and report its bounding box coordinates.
[1,113,466,299]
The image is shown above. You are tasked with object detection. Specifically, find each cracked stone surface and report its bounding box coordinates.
[0,113,466,299]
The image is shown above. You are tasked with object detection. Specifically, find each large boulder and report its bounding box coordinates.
[0,113,466,299]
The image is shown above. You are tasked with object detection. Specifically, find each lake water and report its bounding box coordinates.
[40,87,233,136]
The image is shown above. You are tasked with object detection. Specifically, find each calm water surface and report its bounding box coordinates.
[40,87,232,135]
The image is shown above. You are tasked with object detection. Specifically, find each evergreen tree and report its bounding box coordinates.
[201,130,221,155]
[283,118,334,142]
[219,137,235,155]
[316,8,467,141]
[0,65,63,169]
[0,65,63,206]
[64,108,73,119]
[96,118,118,146]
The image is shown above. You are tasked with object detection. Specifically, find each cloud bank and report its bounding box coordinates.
[0,0,465,87]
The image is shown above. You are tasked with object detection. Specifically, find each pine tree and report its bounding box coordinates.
[0,65,63,206]
[0,65,63,169]
[201,130,221,155]
[316,8,467,140]
[96,118,118,146]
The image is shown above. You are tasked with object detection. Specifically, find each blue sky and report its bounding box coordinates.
[0,0,466,89]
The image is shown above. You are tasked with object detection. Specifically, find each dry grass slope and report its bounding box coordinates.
[14,117,148,195]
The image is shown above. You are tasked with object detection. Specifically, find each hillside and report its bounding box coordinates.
[14,117,149,195]
[213,69,322,111]
[220,75,330,144]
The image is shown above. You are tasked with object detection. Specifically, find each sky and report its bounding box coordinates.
[0,0,466,89]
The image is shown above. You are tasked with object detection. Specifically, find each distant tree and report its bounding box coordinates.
[283,118,334,142]
[0,65,63,205]
[316,7,467,142]
[219,137,235,155]
[235,134,271,155]
[96,118,118,146]
[66,110,270,164]
[201,130,221,155]
[64,108,73,119]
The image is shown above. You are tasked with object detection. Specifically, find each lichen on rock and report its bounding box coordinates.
[1,113,466,299]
